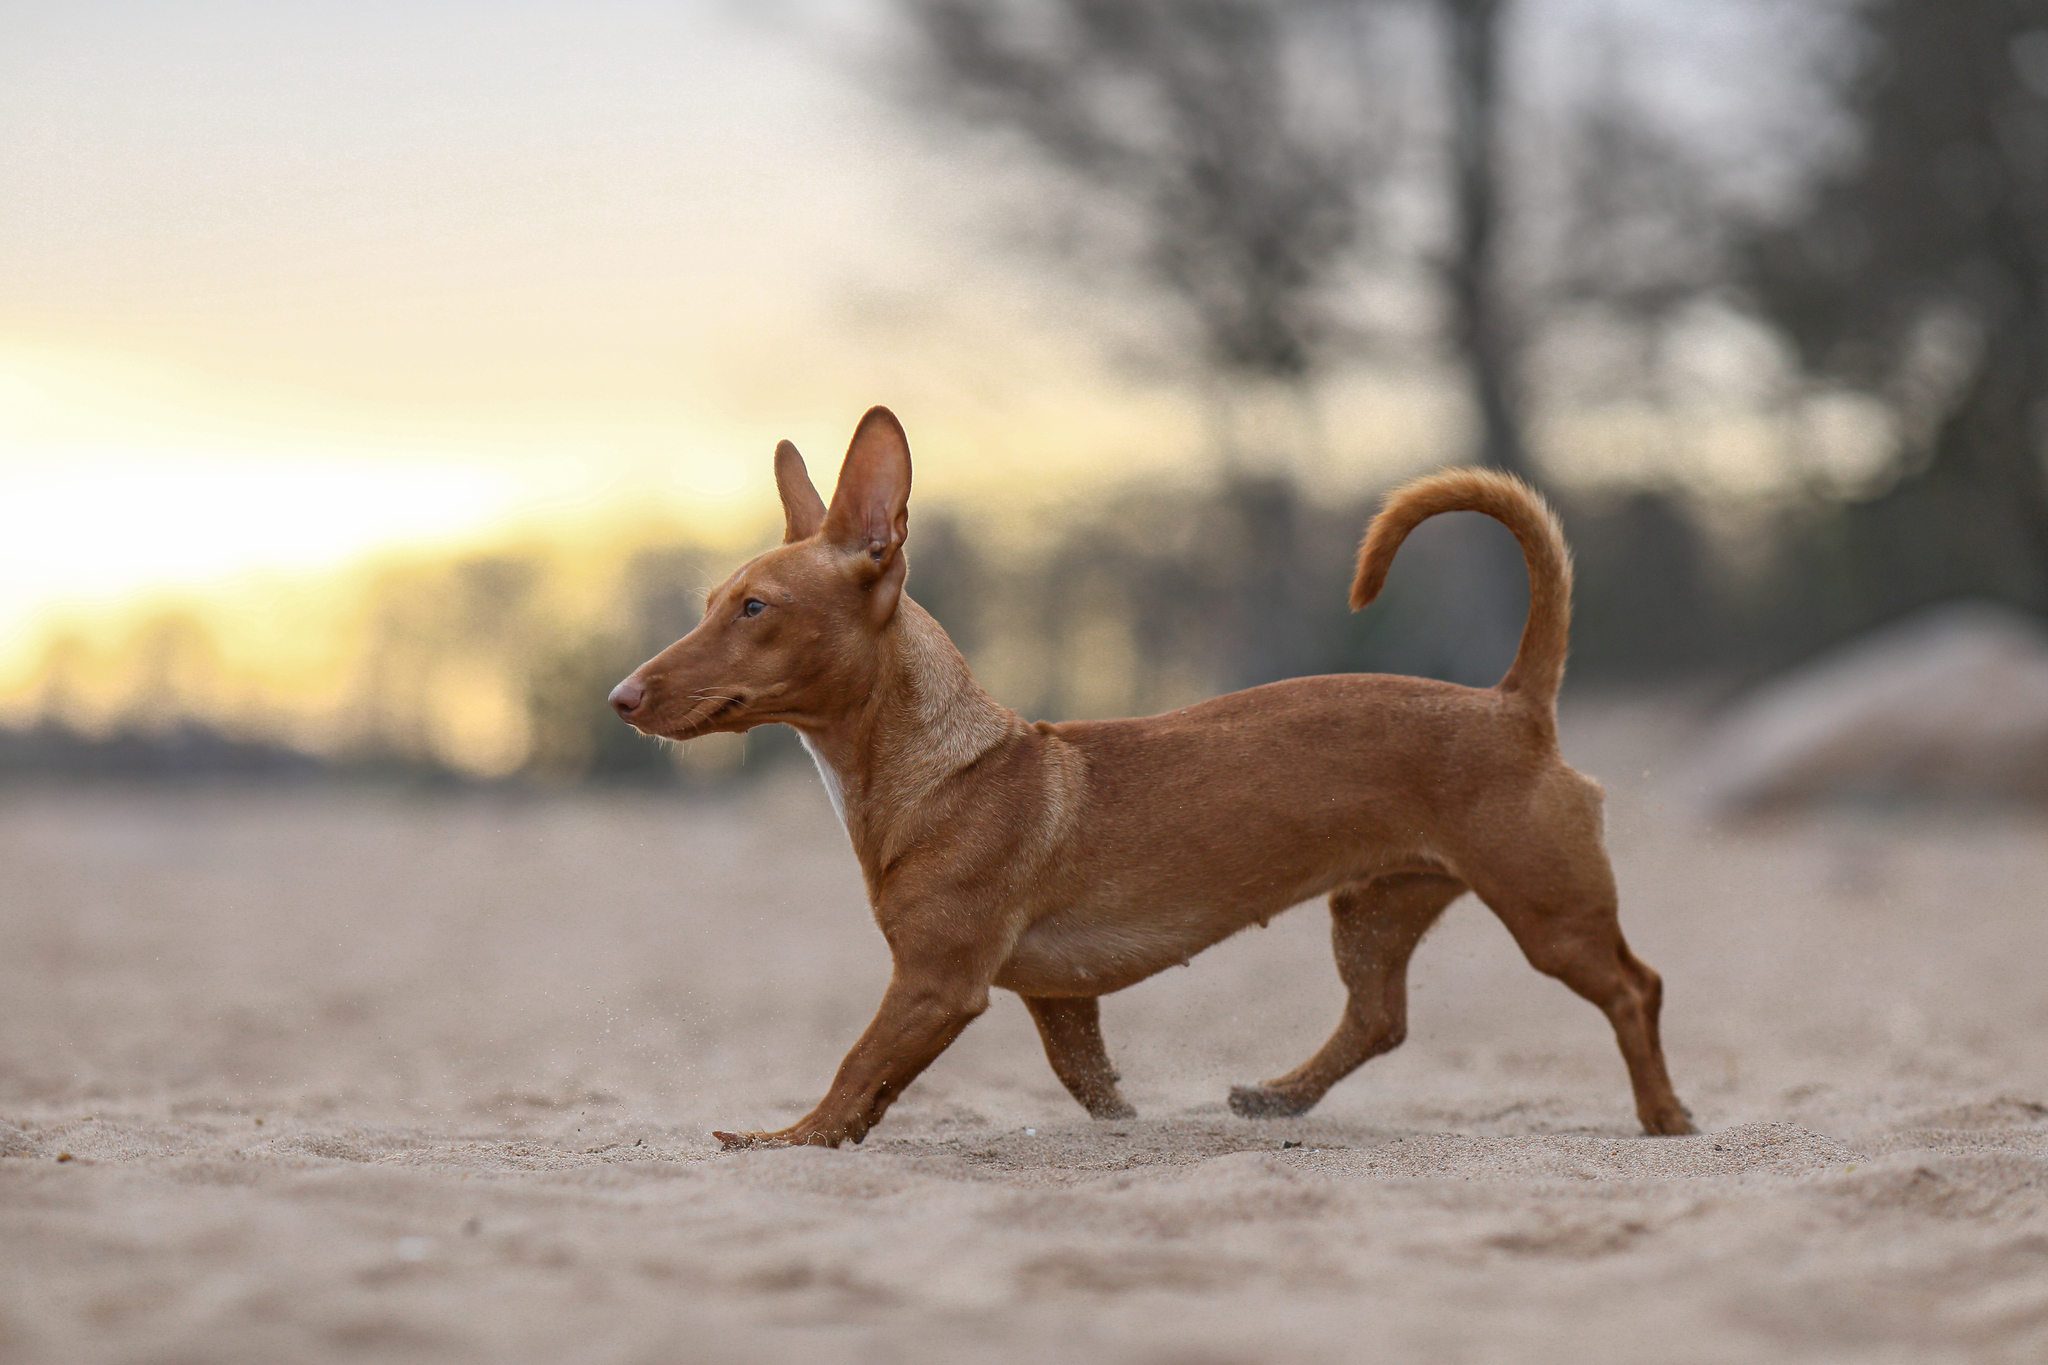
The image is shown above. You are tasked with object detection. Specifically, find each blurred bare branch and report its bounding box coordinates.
[1741,0,2048,630]
[907,0,1371,388]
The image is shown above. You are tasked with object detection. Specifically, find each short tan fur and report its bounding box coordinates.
[609,408,1694,1147]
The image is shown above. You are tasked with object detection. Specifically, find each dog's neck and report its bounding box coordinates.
[796,596,1021,877]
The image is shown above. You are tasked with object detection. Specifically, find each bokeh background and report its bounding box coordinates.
[9,8,2048,1362]
[3,0,2044,793]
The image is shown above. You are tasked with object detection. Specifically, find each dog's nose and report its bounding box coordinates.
[609,677,645,718]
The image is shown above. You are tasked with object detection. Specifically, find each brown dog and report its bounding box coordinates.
[610,406,1694,1146]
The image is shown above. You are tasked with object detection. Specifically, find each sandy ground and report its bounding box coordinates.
[4,701,2047,1365]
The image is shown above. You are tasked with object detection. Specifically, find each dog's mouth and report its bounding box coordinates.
[655,692,746,741]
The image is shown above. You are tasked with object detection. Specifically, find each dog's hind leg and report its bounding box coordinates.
[1229,873,1465,1119]
[1025,995,1137,1120]
[1470,854,1694,1136]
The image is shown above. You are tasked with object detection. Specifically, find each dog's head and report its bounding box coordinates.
[608,405,912,740]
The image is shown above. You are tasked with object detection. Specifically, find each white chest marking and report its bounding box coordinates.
[798,733,848,832]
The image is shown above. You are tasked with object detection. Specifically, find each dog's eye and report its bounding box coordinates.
[741,598,766,618]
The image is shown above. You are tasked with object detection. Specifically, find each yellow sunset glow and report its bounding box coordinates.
[1,2,1822,774]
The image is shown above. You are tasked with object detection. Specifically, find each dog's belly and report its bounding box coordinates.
[993,855,1435,997]
[995,907,1271,996]
[990,812,1465,997]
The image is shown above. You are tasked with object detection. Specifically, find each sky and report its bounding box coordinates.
[0,1,1189,648]
[0,0,1844,677]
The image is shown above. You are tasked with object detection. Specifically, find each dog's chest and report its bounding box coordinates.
[799,733,849,832]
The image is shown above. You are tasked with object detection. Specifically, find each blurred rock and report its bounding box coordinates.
[1685,601,2048,817]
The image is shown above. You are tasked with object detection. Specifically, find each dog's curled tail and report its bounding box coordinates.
[1350,467,1573,705]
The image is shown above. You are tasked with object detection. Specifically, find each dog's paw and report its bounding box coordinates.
[1227,1084,1314,1120]
[713,1127,845,1150]
[713,1129,812,1150]
[1088,1100,1138,1122]
[1641,1106,1698,1137]
[713,1129,774,1150]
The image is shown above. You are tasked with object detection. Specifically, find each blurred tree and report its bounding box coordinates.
[124,614,222,720]
[1440,0,1527,478]
[902,512,987,655]
[525,545,717,784]
[901,0,1563,688]
[903,0,1383,688]
[1744,0,2048,626]
[902,0,1541,479]
[905,0,1366,392]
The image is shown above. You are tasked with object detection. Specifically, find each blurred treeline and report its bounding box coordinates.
[8,0,2048,783]
[0,469,1994,786]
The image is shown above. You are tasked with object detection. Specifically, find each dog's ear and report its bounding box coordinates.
[823,406,912,619]
[774,440,827,544]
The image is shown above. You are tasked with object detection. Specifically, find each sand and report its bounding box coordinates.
[4,701,2047,1364]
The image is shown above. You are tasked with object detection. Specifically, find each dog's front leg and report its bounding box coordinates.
[714,958,992,1150]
